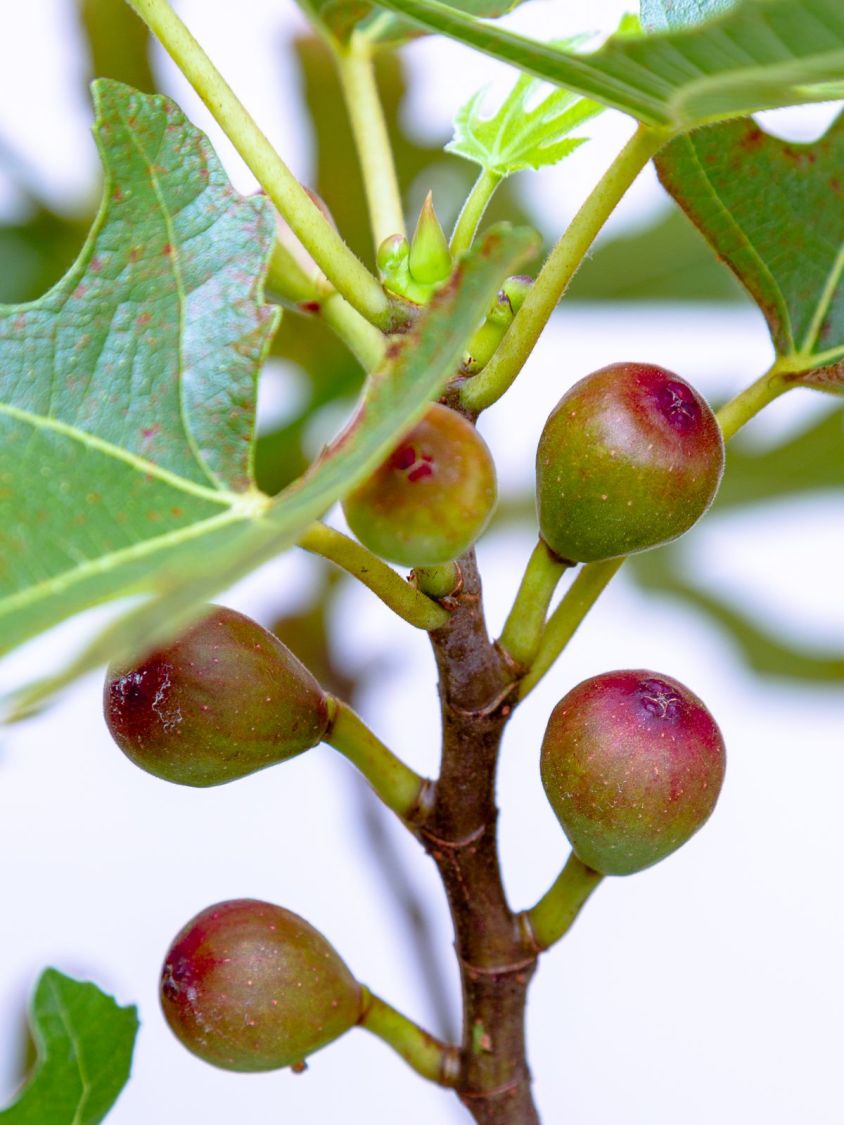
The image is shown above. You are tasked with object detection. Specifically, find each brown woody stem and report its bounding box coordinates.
[424,550,541,1123]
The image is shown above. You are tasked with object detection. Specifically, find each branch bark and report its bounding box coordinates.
[424,551,540,1123]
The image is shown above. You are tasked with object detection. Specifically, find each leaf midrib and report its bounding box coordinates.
[113,96,223,495]
[0,402,233,505]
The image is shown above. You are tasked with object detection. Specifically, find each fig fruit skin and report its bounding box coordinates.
[536,362,725,563]
[160,899,361,1072]
[104,606,329,787]
[342,402,497,567]
[540,670,726,876]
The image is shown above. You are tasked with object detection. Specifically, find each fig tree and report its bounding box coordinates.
[104,605,329,787]
[160,899,361,1071]
[342,402,496,567]
[536,362,724,562]
[540,670,726,875]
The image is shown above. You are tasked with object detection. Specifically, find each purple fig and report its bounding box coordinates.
[161,899,361,1071]
[541,670,726,875]
[536,362,724,562]
[104,606,329,787]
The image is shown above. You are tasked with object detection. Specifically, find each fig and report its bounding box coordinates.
[104,605,329,786]
[540,670,726,875]
[161,899,361,1071]
[536,362,724,562]
[342,403,496,567]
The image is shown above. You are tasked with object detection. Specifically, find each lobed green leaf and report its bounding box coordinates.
[372,0,844,131]
[446,46,604,177]
[656,111,844,391]
[0,970,138,1125]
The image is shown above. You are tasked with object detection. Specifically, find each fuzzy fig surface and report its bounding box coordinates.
[104,605,329,787]
[541,670,726,875]
[342,402,496,567]
[160,899,361,1072]
[536,362,724,562]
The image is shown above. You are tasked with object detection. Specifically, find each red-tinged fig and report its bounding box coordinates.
[342,402,497,567]
[104,606,329,787]
[536,362,724,562]
[540,670,726,875]
[161,899,361,1072]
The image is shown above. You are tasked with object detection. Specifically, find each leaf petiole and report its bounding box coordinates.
[124,0,392,329]
[460,124,667,412]
[450,168,503,259]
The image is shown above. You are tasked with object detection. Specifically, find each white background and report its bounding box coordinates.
[1,2,843,1123]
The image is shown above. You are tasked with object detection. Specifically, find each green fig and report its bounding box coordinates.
[104,605,329,787]
[342,403,497,567]
[536,362,724,562]
[541,670,726,875]
[161,899,361,1072]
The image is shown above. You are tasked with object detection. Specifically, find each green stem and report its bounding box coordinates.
[298,523,448,629]
[413,562,461,600]
[266,239,317,305]
[716,364,790,441]
[524,852,603,951]
[449,168,503,259]
[460,124,667,413]
[519,559,624,701]
[320,294,387,371]
[333,33,406,252]
[124,0,390,329]
[358,987,460,1086]
[499,539,569,670]
[325,698,434,824]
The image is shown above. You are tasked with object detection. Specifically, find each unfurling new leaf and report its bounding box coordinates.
[446,43,604,177]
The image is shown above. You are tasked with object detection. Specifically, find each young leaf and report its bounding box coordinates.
[7,222,537,715]
[0,969,138,1124]
[656,112,844,391]
[446,54,604,177]
[371,0,844,131]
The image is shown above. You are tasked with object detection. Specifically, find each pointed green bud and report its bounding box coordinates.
[408,192,451,285]
[501,274,532,314]
[377,233,410,277]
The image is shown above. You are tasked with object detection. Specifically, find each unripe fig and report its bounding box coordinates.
[540,670,725,875]
[536,362,724,562]
[161,899,361,1072]
[104,606,329,787]
[342,403,496,567]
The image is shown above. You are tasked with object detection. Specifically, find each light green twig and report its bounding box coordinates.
[460,124,667,412]
[124,0,391,329]
[357,987,460,1085]
[524,852,603,951]
[333,33,406,252]
[299,523,448,630]
[325,698,434,824]
[499,539,570,669]
[450,168,503,258]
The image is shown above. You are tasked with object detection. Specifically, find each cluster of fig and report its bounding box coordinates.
[101,356,729,1079]
[534,360,727,874]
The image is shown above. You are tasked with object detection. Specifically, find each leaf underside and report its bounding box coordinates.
[371,0,844,130]
[0,79,537,715]
[656,112,844,391]
[0,970,138,1125]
